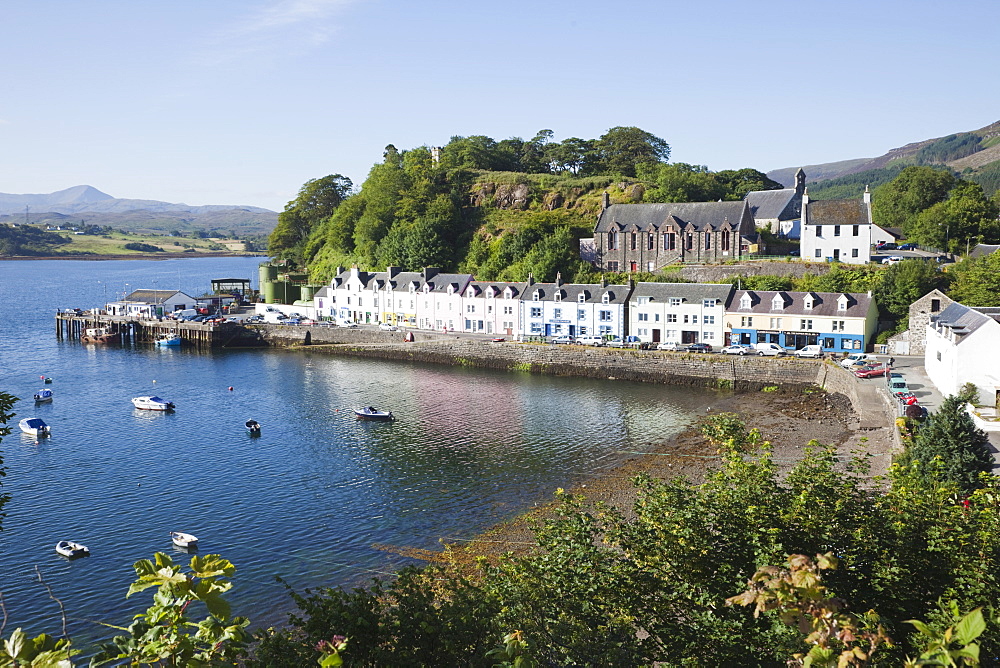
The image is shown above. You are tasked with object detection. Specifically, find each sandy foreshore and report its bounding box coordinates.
[439,387,897,561]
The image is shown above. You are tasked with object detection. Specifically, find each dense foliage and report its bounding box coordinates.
[266,128,782,284]
[915,133,983,165]
[248,414,1000,666]
[122,241,163,252]
[805,163,911,201]
[0,224,71,256]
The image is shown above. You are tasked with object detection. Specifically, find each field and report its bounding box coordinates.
[50,231,249,256]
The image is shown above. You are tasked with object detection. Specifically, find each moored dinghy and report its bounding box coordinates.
[245,419,261,435]
[55,540,90,558]
[132,396,175,411]
[34,389,53,403]
[170,531,198,548]
[353,406,394,421]
[20,418,51,437]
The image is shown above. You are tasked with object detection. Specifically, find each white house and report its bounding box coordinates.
[519,274,631,340]
[107,290,201,317]
[925,302,1000,406]
[462,282,524,336]
[628,283,733,346]
[415,271,474,331]
[799,187,893,264]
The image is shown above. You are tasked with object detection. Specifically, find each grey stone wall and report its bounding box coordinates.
[677,261,832,283]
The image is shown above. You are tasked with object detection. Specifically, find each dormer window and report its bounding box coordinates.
[533,290,540,302]
[504,288,513,300]
[740,294,752,309]
[837,295,849,311]
[554,292,562,303]
[771,295,785,311]
[803,295,814,310]
[423,284,431,294]
[602,293,610,304]
[467,287,475,298]
[578,293,586,303]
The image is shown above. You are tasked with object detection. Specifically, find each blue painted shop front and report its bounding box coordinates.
[730,329,864,352]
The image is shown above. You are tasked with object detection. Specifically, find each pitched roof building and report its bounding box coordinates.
[745,168,805,237]
[591,198,758,272]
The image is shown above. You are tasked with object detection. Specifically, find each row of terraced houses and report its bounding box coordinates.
[311,266,878,353]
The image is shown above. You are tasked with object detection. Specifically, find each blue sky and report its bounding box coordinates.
[2,0,998,212]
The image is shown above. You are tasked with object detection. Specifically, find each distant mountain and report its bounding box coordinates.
[0,186,278,236]
[767,120,1000,197]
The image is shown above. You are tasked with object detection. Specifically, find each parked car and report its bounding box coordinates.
[607,336,625,348]
[876,242,897,251]
[754,342,786,357]
[575,335,605,346]
[793,345,824,358]
[338,320,358,328]
[789,250,800,256]
[854,364,888,379]
[378,322,398,331]
[839,353,877,368]
[889,378,910,396]
[551,334,574,344]
[300,318,317,325]
[882,256,903,265]
[245,315,263,324]
[898,242,917,250]
[656,341,682,351]
[686,342,713,353]
[721,344,752,356]
[490,337,505,343]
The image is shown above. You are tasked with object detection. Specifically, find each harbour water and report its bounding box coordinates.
[0,257,716,645]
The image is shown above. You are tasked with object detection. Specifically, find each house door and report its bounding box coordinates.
[682,330,698,344]
[652,329,661,343]
[486,322,493,334]
[833,249,840,260]
[630,262,637,272]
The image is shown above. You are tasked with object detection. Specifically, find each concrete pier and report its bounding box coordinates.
[55,312,265,349]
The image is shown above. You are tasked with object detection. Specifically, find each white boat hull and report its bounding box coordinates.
[132,396,175,411]
[55,541,89,558]
[19,418,50,437]
[170,531,198,548]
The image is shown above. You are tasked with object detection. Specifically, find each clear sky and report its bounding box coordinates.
[2,0,998,212]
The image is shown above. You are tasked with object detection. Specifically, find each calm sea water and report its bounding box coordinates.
[0,257,715,644]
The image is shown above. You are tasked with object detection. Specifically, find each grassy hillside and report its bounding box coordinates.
[0,208,277,237]
[0,224,258,257]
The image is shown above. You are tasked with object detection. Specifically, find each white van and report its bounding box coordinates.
[793,345,824,358]
[263,311,288,324]
[754,342,786,357]
[171,308,197,319]
[575,335,605,347]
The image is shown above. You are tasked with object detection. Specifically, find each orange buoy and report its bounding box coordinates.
[228,386,234,391]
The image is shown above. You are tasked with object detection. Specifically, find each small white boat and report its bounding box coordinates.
[20,418,51,437]
[170,531,198,548]
[132,396,175,411]
[354,406,394,421]
[245,419,261,435]
[55,540,89,558]
[34,389,53,403]
[155,334,182,347]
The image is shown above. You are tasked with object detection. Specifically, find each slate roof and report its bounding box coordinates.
[631,282,734,303]
[424,273,474,294]
[745,188,800,221]
[933,302,995,339]
[468,282,523,298]
[594,201,751,233]
[124,289,195,303]
[730,290,872,318]
[969,243,1000,258]
[804,199,870,226]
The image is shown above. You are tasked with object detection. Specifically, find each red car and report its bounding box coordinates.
[854,364,887,379]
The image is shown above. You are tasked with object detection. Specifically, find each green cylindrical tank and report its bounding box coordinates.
[259,263,279,282]
[285,283,301,303]
[300,285,315,301]
[263,281,278,304]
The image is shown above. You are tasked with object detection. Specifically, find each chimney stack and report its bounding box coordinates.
[602,192,610,210]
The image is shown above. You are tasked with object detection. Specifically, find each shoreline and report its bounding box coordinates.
[0,252,266,261]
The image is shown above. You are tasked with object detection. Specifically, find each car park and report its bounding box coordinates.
[656,341,682,351]
[793,345,824,358]
[686,342,713,353]
[551,334,574,344]
[721,344,752,356]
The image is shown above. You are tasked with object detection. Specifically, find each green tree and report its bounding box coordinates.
[874,258,946,320]
[947,252,1000,306]
[544,137,594,175]
[353,146,408,263]
[268,174,353,263]
[639,162,725,202]
[896,395,994,494]
[909,182,998,253]
[872,166,956,235]
[590,126,670,177]
[714,168,784,200]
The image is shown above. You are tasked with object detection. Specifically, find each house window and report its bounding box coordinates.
[741,316,753,327]
[648,233,654,250]
[703,331,714,340]
[630,232,637,250]
[670,298,682,306]
[852,249,859,257]
[815,249,822,258]
[931,299,941,312]
[638,313,649,321]
[609,231,618,250]
[607,261,619,272]
[937,351,942,361]
[504,306,513,315]
[721,230,730,252]
[599,310,613,321]
[533,291,540,301]
[579,326,588,335]
[553,308,562,319]
[530,307,542,318]
[530,322,542,334]
[578,309,586,319]
[686,233,693,250]
[801,319,813,330]
[816,227,823,238]
[654,314,660,321]
[578,293,586,303]
[466,304,475,313]
[665,329,677,339]
[703,299,717,308]
[769,317,781,328]
[705,232,711,250]
[704,315,715,324]
[823,337,835,348]
[832,320,845,332]
[739,295,751,309]
[853,225,859,236]
[664,233,676,250]
[667,314,677,323]
[834,225,841,237]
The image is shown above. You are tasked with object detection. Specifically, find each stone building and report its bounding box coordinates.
[591,196,758,272]
[745,168,805,237]
[886,289,954,355]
